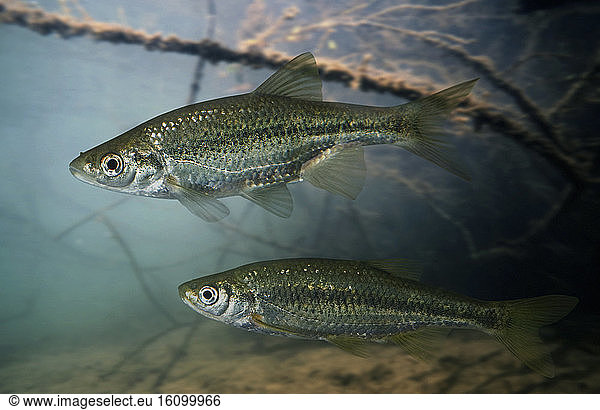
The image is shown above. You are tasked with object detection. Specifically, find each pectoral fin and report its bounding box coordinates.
[241,183,293,218]
[386,327,448,363]
[300,143,366,200]
[250,313,302,337]
[326,335,369,358]
[165,176,230,222]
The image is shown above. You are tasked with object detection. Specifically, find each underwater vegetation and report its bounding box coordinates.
[0,0,599,393]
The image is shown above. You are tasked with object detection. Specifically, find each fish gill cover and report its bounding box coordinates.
[0,0,599,393]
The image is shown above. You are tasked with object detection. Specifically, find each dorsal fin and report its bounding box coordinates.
[253,52,323,101]
[366,259,422,281]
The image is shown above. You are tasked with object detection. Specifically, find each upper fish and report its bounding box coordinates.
[69,53,478,221]
[178,257,578,377]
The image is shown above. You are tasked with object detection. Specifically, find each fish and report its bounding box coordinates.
[178,258,578,377]
[69,52,477,221]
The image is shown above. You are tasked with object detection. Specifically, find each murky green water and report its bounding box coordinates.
[1,0,598,393]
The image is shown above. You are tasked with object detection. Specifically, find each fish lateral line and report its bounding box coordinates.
[179,257,578,377]
[70,52,477,220]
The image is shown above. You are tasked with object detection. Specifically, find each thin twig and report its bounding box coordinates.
[97,215,178,325]
[549,49,600,118]
[54,198,128,241]
[186,0,216,105]
[151,321,199,391]
[100,322,192,380]
[0,0,593,184]
[216,219,313,255]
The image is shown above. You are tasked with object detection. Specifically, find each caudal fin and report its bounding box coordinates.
[494,295,578,378]
[395,79,478,180]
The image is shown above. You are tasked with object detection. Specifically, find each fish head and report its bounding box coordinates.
[178,275,254,325]
[69,132,166,197]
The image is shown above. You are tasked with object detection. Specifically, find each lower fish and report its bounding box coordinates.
[69,53,477,221]
[179,258,578,377]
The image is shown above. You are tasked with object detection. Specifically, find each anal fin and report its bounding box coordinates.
[327,335,369,358]
[300,143,366,200]
[386,327,449,363]
[241,183,293,218]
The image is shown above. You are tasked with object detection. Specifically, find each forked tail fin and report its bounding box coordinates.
[394,79,478,180]
[493,295,578,378]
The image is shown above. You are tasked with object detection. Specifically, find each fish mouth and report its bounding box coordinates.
[69,157,85,179]
[69,155,96,185]
[178,285,197,308]
[69,164,83,179]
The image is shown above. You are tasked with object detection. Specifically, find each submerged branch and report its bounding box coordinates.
[151,321,199,391]
[99,322,192,381]
[216,220,314,255]
[98,215,179,325]
[470,184,576,260]
[0,0,592,184]
[549,49,600,119]
[54,198,128,241]
[369,163,577,261]
[186,0,216,105]
[365,0,479,19]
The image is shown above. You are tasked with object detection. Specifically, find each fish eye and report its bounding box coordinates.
[100,154,123,177]
[199,286,218,305]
